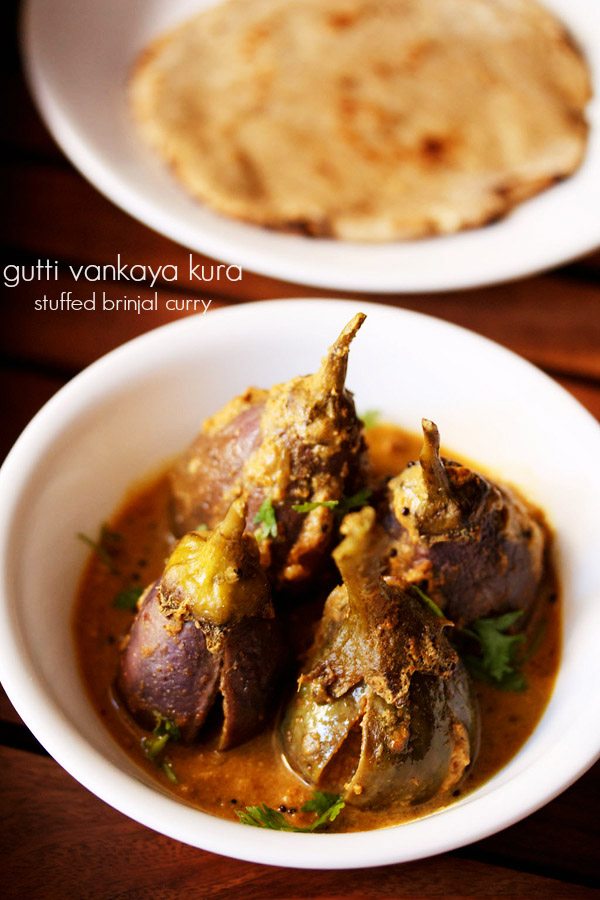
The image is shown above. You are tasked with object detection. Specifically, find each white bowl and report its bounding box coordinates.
[22,0,600,293]
[0,300,599,869]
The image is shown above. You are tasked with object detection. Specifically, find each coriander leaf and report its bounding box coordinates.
[236,804,290,830]
[479,609,525,634]
[291,499,339,513]
[360,410,381,430]
[495,669,527,692]
[301,790,341,816]
[411,585,446,619]
[253,497,278,541]
[301,792,345,831]
[141,712,180,763]
[113,585,143,611]
[161,759,179,784]
[292,490,373,519]
[461,610,526,690]
[142,732,169,759]
[336,488,372,515]
[77,532,115,572]
[463,655,527,692]
[470,612,525,681]
[155,713,180,740]
[236,791,345,832]
[100,524,123,551]
[77,524,123,573]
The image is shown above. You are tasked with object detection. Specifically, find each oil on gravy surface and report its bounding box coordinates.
[74,425,560,832]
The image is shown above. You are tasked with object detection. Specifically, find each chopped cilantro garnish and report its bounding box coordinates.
[291,489,372,518]
[236,804,290,830]
[161,759,179,784]
[411,585,446,619]
[300,791,345,829]
[101,525,123,547]
[253,497,278,541]
[461,610,527,691]
[77,524,122,573]
[77,532,108,564]
[141,712,180,781]
[113,585,143,611]
[291,499,340,513]
[411,590,529,690]
[360,410,381,430]
[336,487,372,515]
[236,791,344,832]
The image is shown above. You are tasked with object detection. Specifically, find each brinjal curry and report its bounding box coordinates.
[74,314,560,833]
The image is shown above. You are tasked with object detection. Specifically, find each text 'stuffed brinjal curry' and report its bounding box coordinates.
[74,314,561,833]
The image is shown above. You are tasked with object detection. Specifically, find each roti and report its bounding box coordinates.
[131,0,591,241]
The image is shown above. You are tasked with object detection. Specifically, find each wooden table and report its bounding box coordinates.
[1,4,599,896]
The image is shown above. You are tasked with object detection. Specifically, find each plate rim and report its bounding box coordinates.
[20,0,600,294]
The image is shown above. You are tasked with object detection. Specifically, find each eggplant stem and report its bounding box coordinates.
[216,496,247,541]
[333,507,385,630]
[419,419,459,518]
[315,313,366,396]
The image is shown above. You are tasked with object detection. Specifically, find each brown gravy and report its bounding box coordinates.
[73,425,560,832]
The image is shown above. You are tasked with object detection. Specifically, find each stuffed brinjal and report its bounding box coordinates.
[281,507,478,809]
[118,498,284,748]
[170,314,367,587]
[381,419,546,626]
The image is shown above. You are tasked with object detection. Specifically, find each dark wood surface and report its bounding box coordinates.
[1,3,599,896]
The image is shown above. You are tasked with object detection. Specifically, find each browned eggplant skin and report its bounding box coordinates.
[118,502,286,748]
[382,420,546,626]
[280,509,478,809]
[169,315,368,587]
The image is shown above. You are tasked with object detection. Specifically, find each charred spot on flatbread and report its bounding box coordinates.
[131,0,591,242]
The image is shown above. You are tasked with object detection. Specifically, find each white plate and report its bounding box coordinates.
[0,300,599,868]
[22,0,600,293]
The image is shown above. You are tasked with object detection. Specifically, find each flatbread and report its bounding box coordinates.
[131,0,591,241]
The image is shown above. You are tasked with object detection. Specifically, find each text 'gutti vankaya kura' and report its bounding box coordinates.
[3,255,243,289]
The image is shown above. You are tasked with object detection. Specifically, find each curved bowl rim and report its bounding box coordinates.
[0,298,599,868]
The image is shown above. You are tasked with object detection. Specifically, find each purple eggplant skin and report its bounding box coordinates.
[118,582,285,748]
[117,499,287,748]
[170,392,265,538]
[219,615,286,749]
[383,419,546,627]
[169,314,368,588]
[117,581,220,742]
